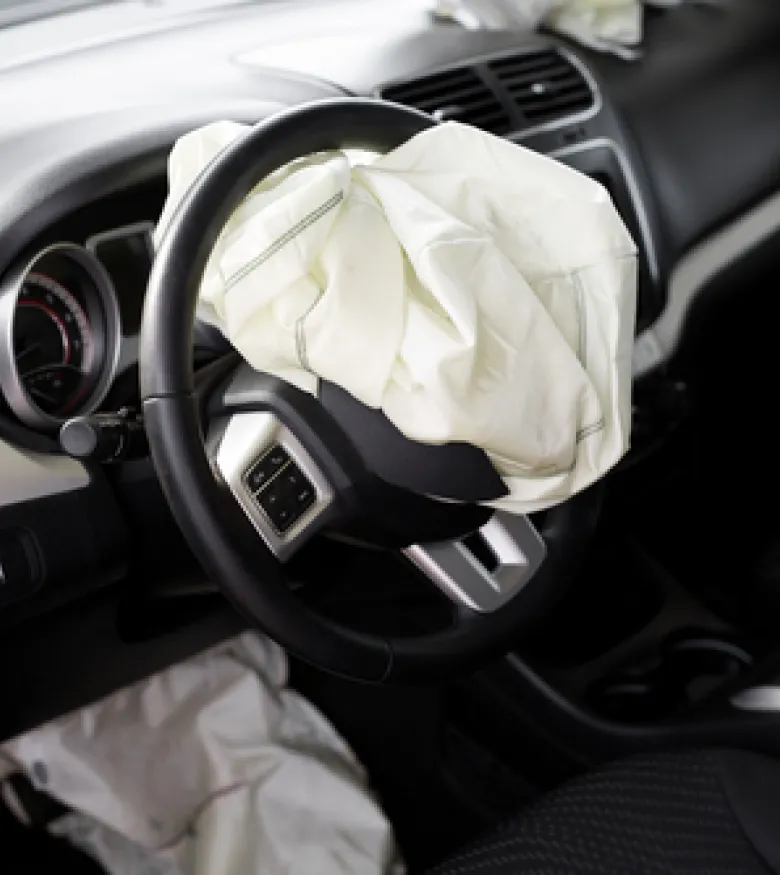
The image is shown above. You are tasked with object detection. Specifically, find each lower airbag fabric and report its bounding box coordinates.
[2,633,402,875]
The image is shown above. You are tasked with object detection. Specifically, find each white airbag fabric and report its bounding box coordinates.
[158,120,637,513]
[2,633,402,875]
[430,0,682,59]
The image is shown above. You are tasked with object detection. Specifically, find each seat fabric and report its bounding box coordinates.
[430,748,780,875]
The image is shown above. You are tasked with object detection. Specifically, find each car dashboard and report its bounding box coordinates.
[0,0,778,632]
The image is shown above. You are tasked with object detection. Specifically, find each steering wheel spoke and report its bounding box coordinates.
[403,512,546,613]
[209,410,337,562]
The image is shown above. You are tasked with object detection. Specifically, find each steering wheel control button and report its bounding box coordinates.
[241,441,319,534]
[266,445,289,469]
[280,464,316,510]
[245,445,290,493]
[255,459,317,534]
[211,411,336,560]
[258,482,294,531]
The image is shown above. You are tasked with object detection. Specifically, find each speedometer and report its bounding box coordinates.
[15,273,96,417]
[0,244,121,430]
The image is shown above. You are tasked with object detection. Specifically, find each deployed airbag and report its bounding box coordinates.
[430,0,682,59]
[2,633,402,875]
[157,120,637,514]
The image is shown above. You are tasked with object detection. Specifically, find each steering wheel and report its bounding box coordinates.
[140,98,602,684]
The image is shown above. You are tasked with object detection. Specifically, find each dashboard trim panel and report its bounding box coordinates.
[633,188,780,376]
[85,220,155,260]
[0,440,89,506]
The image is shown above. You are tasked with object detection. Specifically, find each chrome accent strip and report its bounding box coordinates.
[0,243,122,431]
[211,411,334,563]
[731,686,780,712]
[633,188,780,376]
[403,511,546,612]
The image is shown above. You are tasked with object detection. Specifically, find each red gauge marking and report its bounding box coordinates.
[17,298,71,363]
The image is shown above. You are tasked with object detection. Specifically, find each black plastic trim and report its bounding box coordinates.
[0,472,127,629]
[319,381,508,503]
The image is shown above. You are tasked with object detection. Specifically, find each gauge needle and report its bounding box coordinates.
[21,363,79,379]
[15,342,40,362]
[27,384,58,406]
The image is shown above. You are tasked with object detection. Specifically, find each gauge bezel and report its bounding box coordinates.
[0,243,121,430]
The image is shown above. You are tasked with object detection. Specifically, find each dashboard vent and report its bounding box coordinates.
[380,67,511,136]
[488,50,594,126]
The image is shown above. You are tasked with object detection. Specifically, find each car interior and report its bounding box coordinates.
[2,0,780,872]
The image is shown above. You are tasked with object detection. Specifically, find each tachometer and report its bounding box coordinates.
[0,244,121,430]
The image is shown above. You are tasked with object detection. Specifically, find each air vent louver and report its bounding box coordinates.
[489,50,594,125]
[380,67,511,136]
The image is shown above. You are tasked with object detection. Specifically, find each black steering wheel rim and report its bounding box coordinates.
[141,98,602,683]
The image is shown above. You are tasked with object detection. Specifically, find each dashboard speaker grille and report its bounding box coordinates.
[380,67,511,136]
[488,49,594,125]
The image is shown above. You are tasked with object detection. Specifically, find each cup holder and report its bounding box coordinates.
[587,630,754,722]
